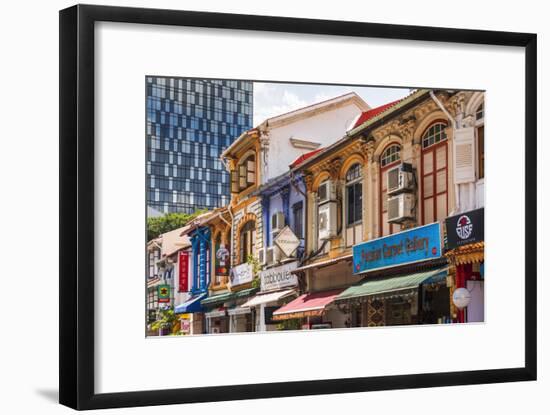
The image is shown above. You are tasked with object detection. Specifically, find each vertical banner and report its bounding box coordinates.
[178,251,189,292]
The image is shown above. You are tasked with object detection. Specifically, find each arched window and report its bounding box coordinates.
[239,221,256,264]
[422,122,447,149]
[476,103,484,121]
[421,122,448,224]
[380,144,401,236]
[381,144,401,167]
[345,163,363,247]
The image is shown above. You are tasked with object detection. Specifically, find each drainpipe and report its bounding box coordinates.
[429,91,460,214]
[227,205,234,266]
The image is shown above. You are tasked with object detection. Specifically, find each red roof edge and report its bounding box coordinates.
[352,99,403,129]
[290,148,324,168]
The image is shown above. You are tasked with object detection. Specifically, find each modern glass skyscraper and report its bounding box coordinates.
[146,77,253,214]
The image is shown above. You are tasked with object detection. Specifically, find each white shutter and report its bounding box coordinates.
[453,127,476,184]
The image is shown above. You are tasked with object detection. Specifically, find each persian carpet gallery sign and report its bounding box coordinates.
[178,251,189,292]
[158,284,171,303]
[229,263,254,287]
[445,208,484,250]
[260,262,298,292]
[352,222,442,274]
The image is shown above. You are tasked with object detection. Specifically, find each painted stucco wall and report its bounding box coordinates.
[264,103,364,182]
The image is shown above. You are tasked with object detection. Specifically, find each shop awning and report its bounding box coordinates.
[200,287,259,308]
[335,267,449,303]
[241,289,296,308]
[205,307,227,318]
[175,293,206,314]
[293,254,352,273]
[228,306,251,316]
[201,292,234,307]
[272,289,344,321]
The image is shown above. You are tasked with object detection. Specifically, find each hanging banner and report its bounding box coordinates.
[353,222,442,274]
[158,284,171,303]
[178,251,189,292]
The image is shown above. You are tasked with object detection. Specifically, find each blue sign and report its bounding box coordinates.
[352,223,442,274]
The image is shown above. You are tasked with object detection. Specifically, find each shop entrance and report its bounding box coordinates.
[386,300,412,326]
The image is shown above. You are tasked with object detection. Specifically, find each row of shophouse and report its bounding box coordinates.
[146,89,486,336]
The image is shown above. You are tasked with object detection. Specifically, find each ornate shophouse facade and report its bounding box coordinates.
[279,89,485,328]
[149,89,485,335]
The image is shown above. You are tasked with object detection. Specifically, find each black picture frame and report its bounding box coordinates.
[59,4,537,410]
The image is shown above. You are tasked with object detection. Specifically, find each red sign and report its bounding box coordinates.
[178,251,189,292]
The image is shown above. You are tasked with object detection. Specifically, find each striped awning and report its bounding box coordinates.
[272,289,343,321]
[335,267,449,303]
[174,293,206,314]
[240,289,296,308]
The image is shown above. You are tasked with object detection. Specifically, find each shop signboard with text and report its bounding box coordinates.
[178,251,189,292]
[445,208,484,250]
[260,262,298,292]
[158,284,171,303]
[229,263,254,287]
[352,222,442,274]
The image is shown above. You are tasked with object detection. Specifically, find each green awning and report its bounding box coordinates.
[234,287,258,298]
[335,267,448,303]
[201,292,235,307]
[200,287,259,307]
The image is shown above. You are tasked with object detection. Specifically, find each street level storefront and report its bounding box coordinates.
[242,261,299,331]
[444,208,484,323]
[288,254,360,328]
[201,283,258,334]
[344,222,452,326]
[175,292,206,335]
[271,289,344,329]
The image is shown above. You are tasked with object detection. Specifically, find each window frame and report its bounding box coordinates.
[239,220,256,264]
[379,144,402,237]
[345,163,363,227]
[420,122,449,225]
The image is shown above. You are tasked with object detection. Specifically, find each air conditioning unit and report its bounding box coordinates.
[387,162,414,195]
[266,246,282,265]
[271,212,285,234]
[257,247,267,266]
[387,193,415,223]
[318,201,337,240]
[318,180,337,205]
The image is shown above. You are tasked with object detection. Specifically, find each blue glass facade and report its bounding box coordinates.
[146,77,253,214]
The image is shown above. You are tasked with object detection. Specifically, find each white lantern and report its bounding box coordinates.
[452,287,471,309]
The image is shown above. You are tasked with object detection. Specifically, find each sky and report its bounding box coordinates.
[253,82,413,126]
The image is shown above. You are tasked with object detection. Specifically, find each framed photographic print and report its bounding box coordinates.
[59,4,537,410]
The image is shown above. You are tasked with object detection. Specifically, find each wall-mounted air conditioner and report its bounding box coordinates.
[387,162,414,195]
[266,245,282,266]
[318,201,337,240]
[257,247,267,266]
[271,212,285,234]
[387,193,415,223]
[318,180,337,205]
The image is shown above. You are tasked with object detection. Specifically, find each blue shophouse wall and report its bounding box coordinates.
[260,173,306,257]
[190,226,211,294]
